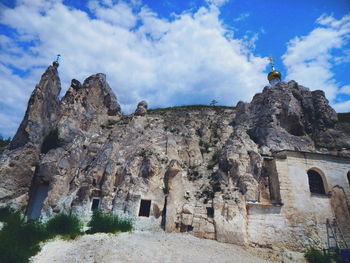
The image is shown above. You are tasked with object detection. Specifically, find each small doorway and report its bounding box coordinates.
[91,197,101,211]
[138,199,151,217]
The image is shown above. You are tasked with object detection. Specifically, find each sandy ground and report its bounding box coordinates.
[31,231,276,263]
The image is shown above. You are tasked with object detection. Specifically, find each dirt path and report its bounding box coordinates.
[32,231,274,263]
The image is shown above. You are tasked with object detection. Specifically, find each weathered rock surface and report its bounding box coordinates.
[9,66,61,150]
[0,66,61,210]
[0,66,349,253]
[59,74,121,141]
[134,100,148,116]
[235,81,349,153]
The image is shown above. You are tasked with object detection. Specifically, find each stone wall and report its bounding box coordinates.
[247,151,350,250]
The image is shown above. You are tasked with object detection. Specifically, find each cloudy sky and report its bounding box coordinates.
[0,0,350,138]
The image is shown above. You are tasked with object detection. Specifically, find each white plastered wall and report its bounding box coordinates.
[247,151,350,250]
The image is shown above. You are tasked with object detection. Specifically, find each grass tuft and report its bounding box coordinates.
[87,210,133,234]
[45,213,83,239]
[0,207,50,263]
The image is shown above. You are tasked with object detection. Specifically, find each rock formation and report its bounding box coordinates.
[134,100,148,116]
[0,65,349,253]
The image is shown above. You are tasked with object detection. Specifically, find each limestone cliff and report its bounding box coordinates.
[0,65,349,252]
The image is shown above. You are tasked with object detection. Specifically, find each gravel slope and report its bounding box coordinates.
[31,231,274,263]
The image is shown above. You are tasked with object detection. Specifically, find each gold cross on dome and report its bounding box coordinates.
[268,56,275,69]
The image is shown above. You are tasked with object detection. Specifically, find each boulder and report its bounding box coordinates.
[134,100,148,116]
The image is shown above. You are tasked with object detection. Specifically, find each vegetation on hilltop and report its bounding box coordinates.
[337,112,350,123]
[0,135,11,153]
[148,104,235,114]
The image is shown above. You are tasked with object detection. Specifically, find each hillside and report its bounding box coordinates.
[0,65,349,256]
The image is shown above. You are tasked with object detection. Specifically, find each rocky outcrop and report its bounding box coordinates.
[0,68,122,210]
[0,66,349,253]
[0,66,61,210]
[9,66,61,150]
[59,74,121,141]
[234,81,348,153]
[134,100,148,116]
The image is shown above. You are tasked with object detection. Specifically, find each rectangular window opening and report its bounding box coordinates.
[206,207,214,218]
[91,197,100,211]
[138,199,151,217]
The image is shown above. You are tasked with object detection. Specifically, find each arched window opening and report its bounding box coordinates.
[347,171,350,186]
[307,170,326,195]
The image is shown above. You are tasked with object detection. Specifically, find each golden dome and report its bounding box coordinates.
[267,57,281,83]
[267,69,281,81]
[52,61,59,67]
[52,54,60,68]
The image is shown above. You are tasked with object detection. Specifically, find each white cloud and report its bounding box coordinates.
[0,0,269,137]
[0,111,22,138]
[205,0,229,7]
[233,12,250,22]
[88,1,137,29]
[339,85,350,94]
[333,100,350,113]
[282,14,350,102]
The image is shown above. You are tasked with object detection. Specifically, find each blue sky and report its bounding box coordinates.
[0,0,350,138]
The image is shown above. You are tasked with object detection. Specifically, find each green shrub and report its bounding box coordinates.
[0,209,49,263]
[0,135,10,153]
[46,213,83,239]
[187,169,202,181]
[41,129,63,154]
[337,112,350,123]
[148,104,235,114]
[87,210,133,234]
[304,248,333,263]
[162,185,169,194]
[199,140,211,154]
[207,150,220,170]
[246,129,259,144]
[0,206,15,222]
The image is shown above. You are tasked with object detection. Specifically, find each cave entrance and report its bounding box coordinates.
[138,199,151,217]
[161,197,167,230]
[91,197,101,211]
[26,183,49,219]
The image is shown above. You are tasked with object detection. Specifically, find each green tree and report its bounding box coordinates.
[210,99,218,106]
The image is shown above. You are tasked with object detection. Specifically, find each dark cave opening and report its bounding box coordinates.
[138,199,151,217]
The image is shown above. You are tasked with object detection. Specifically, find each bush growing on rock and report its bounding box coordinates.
[304,248,340,263]
[87,210,133,234]
[46,213,83,239]
[40,129,63,153]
